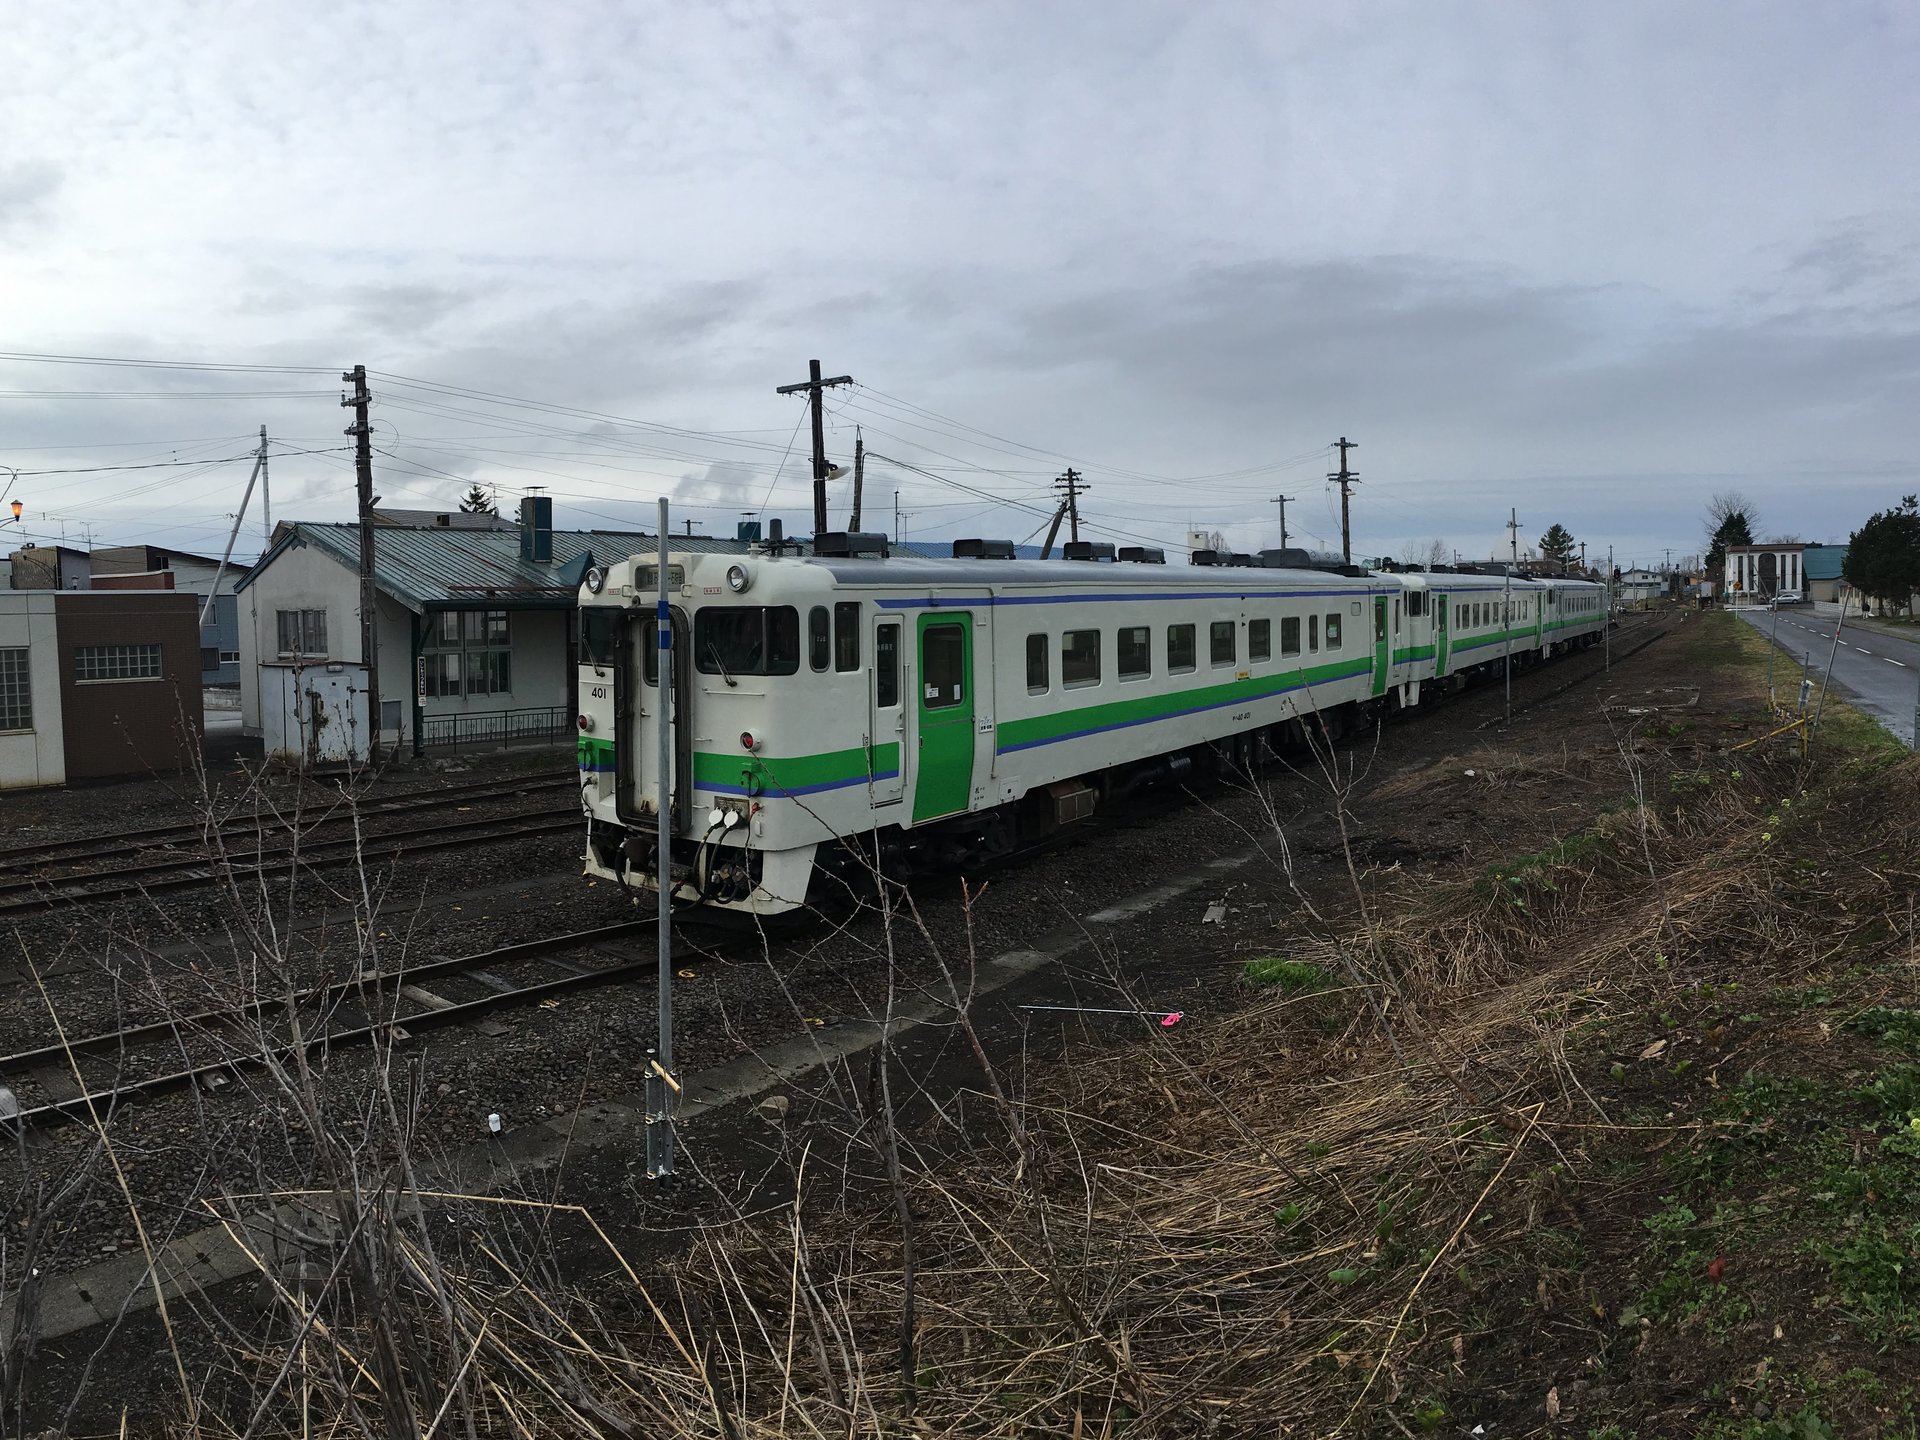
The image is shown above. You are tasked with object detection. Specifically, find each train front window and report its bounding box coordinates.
[809,607,830,671]
[581,608,618,671]
[694,606,800,677]
[834,602,861,671]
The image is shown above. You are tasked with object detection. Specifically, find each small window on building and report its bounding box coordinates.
[834,601,860,672]
[1308,614,1320,653]
[1326,613,1343,649]
[219,650,239,664]
[1209,620,1236,666]
[425,609,511,698]
[1118,625,1150,679]
[200,647,219,672]
[74,643,163,683]
[1026,633,1049,692]
[1249,618,1271,662]
[1167,623,1196,673]
[1062,629,1101,687]
[0,648,30,731]
[808,606,830,671]
[276,608,327,657]
[876,623,900,707]
[1280,616,1301,657]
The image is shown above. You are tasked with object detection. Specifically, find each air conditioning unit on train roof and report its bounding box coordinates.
[1062,541,1117,562]
[952,538,1016,559]
[812,532,890,558]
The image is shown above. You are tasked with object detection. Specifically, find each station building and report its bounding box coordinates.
[0,590,204,789]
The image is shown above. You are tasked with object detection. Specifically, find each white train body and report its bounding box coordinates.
[575,548,1605,917]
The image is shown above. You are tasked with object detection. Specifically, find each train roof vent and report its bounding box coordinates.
[1227,552,1257,567]
[1190,548,1224,566]
[1117,546,1166,564]
[952,538,1017,559]
[1062,540,1117,562]
[813,531,890,559]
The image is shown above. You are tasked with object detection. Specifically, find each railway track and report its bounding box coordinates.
[0,808,583,917]
[0,922,662,1128]
[0,770,577,877]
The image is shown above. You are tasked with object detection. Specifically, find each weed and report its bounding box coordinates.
[1243,956,1330,992]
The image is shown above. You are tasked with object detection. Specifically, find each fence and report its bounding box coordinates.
[418,705,572,751]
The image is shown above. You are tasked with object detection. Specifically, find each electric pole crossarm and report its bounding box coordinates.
[776,360,855,538]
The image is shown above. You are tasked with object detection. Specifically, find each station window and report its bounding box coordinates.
[275,608,327,658]
[1308,615,1320,653]
[1209,620,1236,666]
[1280,616,1301,657]
[1062,629,1101,687]
[74,643,163,683]
[0,648,30,731]
[424,610,512,698]
[1167,623,1196,673]
[1326,613,1343,650]
[875,622,900,707]
[834,602,860,671]
[808,606,830,671]
[1118,625,1151,679]
[1026,633,1049,693]
[1249,618,1271,662]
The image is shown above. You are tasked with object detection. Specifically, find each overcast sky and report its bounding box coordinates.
[3,1,1916,570]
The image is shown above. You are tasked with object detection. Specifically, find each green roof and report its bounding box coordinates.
[235,523,759,611]
[234,523,944,611]
[1802,544,1848,582]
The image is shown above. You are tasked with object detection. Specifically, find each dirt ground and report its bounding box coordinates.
[14,608,1918,1437]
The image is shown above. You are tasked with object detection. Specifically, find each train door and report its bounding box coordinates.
[1370,596,1390,696]
[913,612,974,823]
[868,616,904,807]
[1434,591,1451,679]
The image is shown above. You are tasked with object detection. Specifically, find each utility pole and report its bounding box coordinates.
[1578,540,1587,574]
[775,359,853,538]
[682,519,702,537]
[1329,438,1358,564]
[343,365,379,759]
[849,428,865,531]
[1605,544,1614,671]
[1054,469,1085,543]
[202,427,269,627]
[259,423,272,544]
[1271,494,1294,549]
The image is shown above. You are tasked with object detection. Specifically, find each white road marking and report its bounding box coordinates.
[1857,648,1873,655]
[1888,659,1909,668]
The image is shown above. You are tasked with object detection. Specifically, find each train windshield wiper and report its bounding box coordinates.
[706,641,738,687]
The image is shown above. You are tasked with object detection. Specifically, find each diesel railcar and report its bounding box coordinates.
[575,540,1605,917]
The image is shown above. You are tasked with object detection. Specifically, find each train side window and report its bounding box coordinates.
[834,602,860,671]
[1026,633,1049,693]
[1209,620,1235,666]
[1117,626,1151,679]
[1249,618,1271,662]
[1326,613,1343,649]
[1280,616,1301,657]
[876,623,899,707]
[1456,601,1466,628]
[1062,629,1101,687]
[1407,591,1424,617]
[808,606,830,671]
[1394,599,1402,633]
[1167,623,1196,673]
[1308,615,1320,653]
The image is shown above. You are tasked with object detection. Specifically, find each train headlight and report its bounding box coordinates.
[584,565,606,595]
[725,562,752,593]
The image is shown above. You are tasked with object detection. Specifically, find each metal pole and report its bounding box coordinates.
[1767,594,1781,705]
[1604,545,1613,672]
[1503,564,1512,725]
[649,496,676,1180]
[1809,590,1850,748]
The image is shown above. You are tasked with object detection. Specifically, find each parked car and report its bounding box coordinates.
[1773,589,1803,605]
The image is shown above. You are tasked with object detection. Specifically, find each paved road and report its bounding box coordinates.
[1735,607,1920,747]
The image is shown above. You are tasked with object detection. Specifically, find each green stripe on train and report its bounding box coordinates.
[997,656,1372,751]
[693,741,901,793]
[578,736,615,767]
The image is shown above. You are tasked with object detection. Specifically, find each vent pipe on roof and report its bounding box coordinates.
[519,496,553,563]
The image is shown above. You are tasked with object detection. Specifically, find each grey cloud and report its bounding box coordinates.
[0,161,62,236]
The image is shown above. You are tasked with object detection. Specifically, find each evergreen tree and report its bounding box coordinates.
[1538,523,1577,570]
[459,484,498,516]
[1704,492,1757,578]
[1843,495,1920,615]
